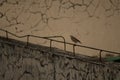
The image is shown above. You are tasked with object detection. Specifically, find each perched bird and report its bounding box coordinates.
[70,35,81,44]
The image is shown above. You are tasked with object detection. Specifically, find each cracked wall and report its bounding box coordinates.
[0,0,120,55]
[0,37,54,80]
[0,35,120,80]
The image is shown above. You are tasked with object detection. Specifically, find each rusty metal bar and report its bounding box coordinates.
[0,29,27,38]
[73,44,76,55]
[5,30,8,39]
[63,39,66,51]
[27,35,30,46]
[0,29,120,57]
[50,40,52,51]
[43,36,66,51]
[99,50,102,61]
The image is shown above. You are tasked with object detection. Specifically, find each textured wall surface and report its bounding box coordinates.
[0,0,120,53]
[0,37,54,80]
[0,37,120,80]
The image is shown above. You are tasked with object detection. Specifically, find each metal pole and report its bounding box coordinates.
[50,40,52,51]
[6,30,8,39]
[99,50,102,62]
[73,44,76,55]
[27,35,30,46]
[64,41,66,51]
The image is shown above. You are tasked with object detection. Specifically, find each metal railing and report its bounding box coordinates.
[0,29,120,61]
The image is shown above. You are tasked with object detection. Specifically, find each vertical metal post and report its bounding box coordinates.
[99,50,102,62]
[73,44,76,56]
[50,40,52,51]
[6,30,8,39]
[27,35,29,46]
[64,41,66,51]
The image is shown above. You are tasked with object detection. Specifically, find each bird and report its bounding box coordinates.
[70,35,81,44]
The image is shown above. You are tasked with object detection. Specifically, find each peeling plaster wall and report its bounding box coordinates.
[0,0,120,54]
[0,37,120,80]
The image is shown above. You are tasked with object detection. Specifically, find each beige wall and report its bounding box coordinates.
[0,0,120,56]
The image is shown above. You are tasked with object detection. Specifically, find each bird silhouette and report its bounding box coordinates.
[70,35,81,44]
